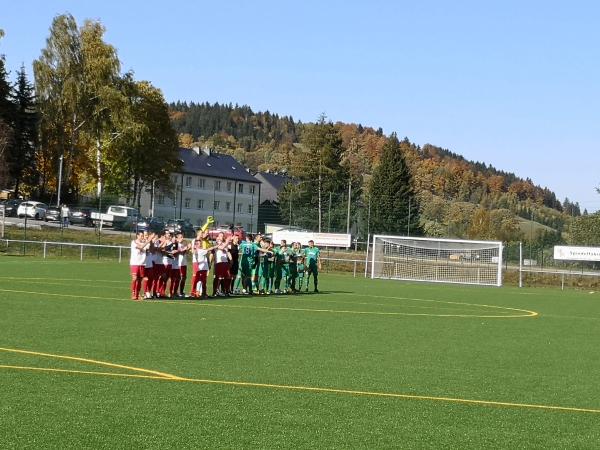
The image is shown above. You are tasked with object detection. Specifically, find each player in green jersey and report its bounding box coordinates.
[267,240,276,294]
[234,234,272,294]
[258,239,273,294]
[297,251,306,292]
[303,239,321,293]
[286,242,304,292]
[274,240,290,294]
[291,242,304,292]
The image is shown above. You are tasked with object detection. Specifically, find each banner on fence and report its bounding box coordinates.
[272,230,352,248]
[554,245,600,261]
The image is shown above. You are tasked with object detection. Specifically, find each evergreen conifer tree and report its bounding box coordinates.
[369,133,421,235]
[0,54,14,124]
[9,65,38,195]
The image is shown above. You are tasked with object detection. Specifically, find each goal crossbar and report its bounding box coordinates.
[371,235,503,287]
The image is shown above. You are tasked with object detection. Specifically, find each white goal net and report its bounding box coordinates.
[371,235,503,286]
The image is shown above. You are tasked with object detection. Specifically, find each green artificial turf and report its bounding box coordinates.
[1,257,599,448]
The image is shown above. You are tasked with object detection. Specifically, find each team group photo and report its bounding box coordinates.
[129,217,322,300]
[2,2,600,449]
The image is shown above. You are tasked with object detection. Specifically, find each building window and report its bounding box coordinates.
[197,199,204,209]
[237,203,242,213]
[226,201,231,212]
[238,183,244,194]
[249,185,255,195]
[157,194,164,205]
[185,176,192,187]
[214,180,221,191]
[248,204,253,214]
[214,200,220,210]
[227,181,232,192]
[198,178,205,189]
[184,198,191,208]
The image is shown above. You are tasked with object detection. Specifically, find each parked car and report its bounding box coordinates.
[165,219,196,237]
[44,206,62,222]
[0,199,21,217]
[91,205,140,228]
[69,207,94,227]
[17,201,48,220]
[207,225,246,241]
[133,217,165,233]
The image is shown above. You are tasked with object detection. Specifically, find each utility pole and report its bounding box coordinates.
[56,154,63,207]
[346,178,352,235]
[328,192,332,232]
[407,197,411,237]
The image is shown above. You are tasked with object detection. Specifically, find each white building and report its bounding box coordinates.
[139,147,261,232]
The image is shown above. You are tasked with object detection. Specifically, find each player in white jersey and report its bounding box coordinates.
[193,240,218,299]
[129,231,147,300]
[212,235,232,296]
[168,235,181,298]
[141,231,155,299]
[176,233,191,297]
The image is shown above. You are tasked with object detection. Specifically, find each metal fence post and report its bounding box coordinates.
[80,245,84,261]
[43,242,47,259]
[119,247,122,263]
[519,242,523,288]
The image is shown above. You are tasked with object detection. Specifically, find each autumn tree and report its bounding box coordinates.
[103,76,180,207]
[34,14,121,202]
[569,214,600,246]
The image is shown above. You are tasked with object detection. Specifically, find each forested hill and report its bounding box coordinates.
[169,101,581,235]
[169,101,299,150]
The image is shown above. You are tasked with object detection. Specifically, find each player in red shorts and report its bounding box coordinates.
[212,233,232,296]
[129,231,148,300]
[193,239,218,299]
[169,234,181,298]
[142,231,155,299]
[176,232,191,297]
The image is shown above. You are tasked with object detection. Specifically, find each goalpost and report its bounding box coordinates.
[371,235,503,287]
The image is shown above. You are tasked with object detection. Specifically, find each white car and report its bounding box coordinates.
[17,201,48,220]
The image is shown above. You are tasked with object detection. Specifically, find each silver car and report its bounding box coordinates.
[17,201,48,220]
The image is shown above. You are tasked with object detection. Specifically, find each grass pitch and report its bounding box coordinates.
[1,257,599,448]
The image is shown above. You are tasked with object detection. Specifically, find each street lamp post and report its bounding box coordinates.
[56,154,64,207]
[250,190,254,233]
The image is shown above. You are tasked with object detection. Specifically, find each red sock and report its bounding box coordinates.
[131,279,137,298]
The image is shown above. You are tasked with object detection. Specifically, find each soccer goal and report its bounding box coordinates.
[371,235,503,286]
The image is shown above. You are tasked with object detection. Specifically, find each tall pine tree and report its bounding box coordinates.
[369,133,421,235]
[0,31,17,190]
[9,65,38,196]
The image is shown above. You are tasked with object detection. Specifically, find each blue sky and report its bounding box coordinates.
[2,1,599,212]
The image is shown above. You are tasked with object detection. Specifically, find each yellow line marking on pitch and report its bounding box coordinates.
[295,296,516,315]
[0,276,125,284]
[0,364,172,380]
[1,359,598,415]
[0,347,182,380]
[0,288,538,319]
[7,279,505,313]
[346,293,539,318]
